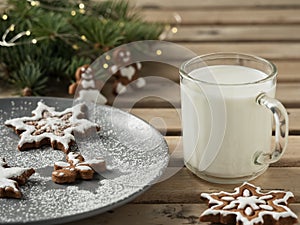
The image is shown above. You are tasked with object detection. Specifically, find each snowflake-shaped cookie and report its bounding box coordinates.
[5,102,100,153]
[52,152,106,184]
[200,182,298,225]
[0,158,35,198]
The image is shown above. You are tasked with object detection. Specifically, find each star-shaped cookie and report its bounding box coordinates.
[200,182,298,225]
[5,102,100,153]
[52,152,106,184]
[0,158,35,198]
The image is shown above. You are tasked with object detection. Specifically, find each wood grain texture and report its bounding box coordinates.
[181,43,300,60]
[134,167,300,203]
[104,81,300,108]
[130,108,300,134]
[168,25,300,42]
[163,136,300,168]
[63,203,300,225]
[141,9,300,25]
[3,1,300,225]
[140,61,300,82]
[133,0,300,9]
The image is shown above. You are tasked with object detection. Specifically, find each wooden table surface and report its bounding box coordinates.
[62,1,300,224]
[3,0,300,224]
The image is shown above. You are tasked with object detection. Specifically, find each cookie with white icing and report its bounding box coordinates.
[68,64,107,104]
[0,158,35,198]
[5,102,100,153]
[200,182,298,225]
[52,152,106,184]
[111,47,145,95]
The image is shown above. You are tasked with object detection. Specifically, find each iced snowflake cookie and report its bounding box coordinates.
[0,158,35,198]
[5,102,100,153]
[200,182,298,225]
[52,152,106,184]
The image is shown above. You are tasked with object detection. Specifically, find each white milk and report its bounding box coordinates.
[181,65,275,181]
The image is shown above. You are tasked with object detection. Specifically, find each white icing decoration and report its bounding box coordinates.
[84,158,105,164]
[77,89,107,105]
[200,182,298,225]
[260,195,273,200]
[54,162,70,167]
[221,196,235,201]
[76,165,92,171]
[135,77,146,88]
[245,206,253,216]
[120,66,135,80]
[58,172,64,177]
[0,166,31,180]
[82,157,106,173]
[5,102,99,151]
[118,50,130,63]
[67,152,81,165]
[243,189,251,197]
[111,65,118,74]
[0,178,19,192]
[116,83,127,95]
[260,205,273,210]
[53,152,106,182]
[136,62,142,70]
[81,79,95,89]
[0,159,34,195]
[81,72,93,80]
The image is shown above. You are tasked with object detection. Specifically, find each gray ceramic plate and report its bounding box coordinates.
[0,97,169,225]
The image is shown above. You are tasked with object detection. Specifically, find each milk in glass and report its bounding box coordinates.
[181,65,275,179]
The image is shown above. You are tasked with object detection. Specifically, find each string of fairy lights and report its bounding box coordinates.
[0,0,89,47]
[0,0,180,59]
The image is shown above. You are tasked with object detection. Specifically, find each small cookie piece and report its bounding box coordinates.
[52,152,106,184]
[0,158,35,198]
[5,102,100,153]
[200,182,298,225]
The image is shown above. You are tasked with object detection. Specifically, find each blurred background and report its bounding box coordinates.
[0,0,300,108]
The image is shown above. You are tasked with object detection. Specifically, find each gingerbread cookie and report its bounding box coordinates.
[200,182,298,225]
[52,152,106,184]
[0,158,35,198]
[5,102,100,153]
[111,47,145,95]
[68,64,107,104]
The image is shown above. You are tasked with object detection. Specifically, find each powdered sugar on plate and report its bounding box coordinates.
[0,97,169,224]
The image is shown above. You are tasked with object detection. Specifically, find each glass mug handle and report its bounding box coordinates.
[255,93,289,165]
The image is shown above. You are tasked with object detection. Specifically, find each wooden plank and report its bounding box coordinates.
[163,136,300,168]
[104,81,300,108]
[277,83,300,107]
[141,9,300,25]
[134,167,300,203]
[168,25,300,42]
[130,108,300,134]
[288,109,300,134]
[274,60,300,82]
[133,0,300,9]
[181,43,300,60]
[140,61,300,83]
[62,203,300,225]
[130,108,181,134]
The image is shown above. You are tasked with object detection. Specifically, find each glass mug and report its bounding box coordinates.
[180,53,288,184]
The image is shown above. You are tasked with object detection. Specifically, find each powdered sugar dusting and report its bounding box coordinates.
[0,97,169,224]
